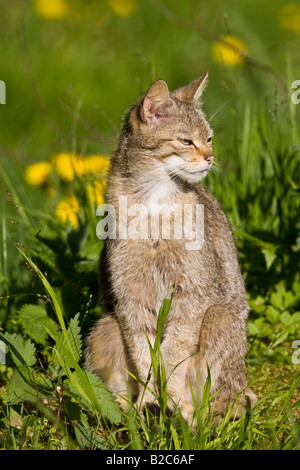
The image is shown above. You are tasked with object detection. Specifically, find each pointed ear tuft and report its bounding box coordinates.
[141,80,173,131]
[173,73,209,102]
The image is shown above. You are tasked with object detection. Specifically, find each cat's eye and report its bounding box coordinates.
[178,138,193,146]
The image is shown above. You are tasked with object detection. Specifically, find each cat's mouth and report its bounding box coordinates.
[165,155,212,182]
[183,162,212,177]
[186,167,210,174]
[172,166,211,183]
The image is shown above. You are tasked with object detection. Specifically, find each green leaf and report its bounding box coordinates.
[66,313,82,361]
[265,306,281,324]
[16,251,108,415]
[17,248,71,352]
[17,249,103,412]
[18,304,52,345]
[236,231,278,270]
[9,408,23,429]
[6,365,52,405]
[260,245,278,271]
[73,420,109,450]
[247,321,260,336]
[158,349,168,414]
[154,288,173,352]
[247,318,272,338]
[0,332,36,367]
[280,311,292,326]
[270,286,297,311]
[271,330,289,349]
[64,370,122,425]
[280,311,300,327]
[0,332,54,406]
[53,313,82,365]
[146,334,158,380]
[47,322,104,415]
[65,402,109,449]
[249,295,267,314]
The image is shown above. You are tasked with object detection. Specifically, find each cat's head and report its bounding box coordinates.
[127,73,214,184]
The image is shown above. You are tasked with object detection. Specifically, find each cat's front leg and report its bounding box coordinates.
[158,298,204,412]
[162,304,257,425]
[114,300,159,406]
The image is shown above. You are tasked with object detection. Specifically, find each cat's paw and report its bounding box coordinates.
[211,388,258,420]
[116,390,131,411]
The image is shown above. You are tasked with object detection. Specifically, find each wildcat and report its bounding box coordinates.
[85,74,257,424]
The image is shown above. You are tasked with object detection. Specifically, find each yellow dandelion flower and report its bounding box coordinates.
[84,155,110,175]
[212,35,247,67]
[278,4,300,35]
[87,181,105,207]
[69,154,86,179]
[34,0,69,20]
[25,161,53,186]
[107,0,137,17]
[52,152,86,181]
[55,195,80,229]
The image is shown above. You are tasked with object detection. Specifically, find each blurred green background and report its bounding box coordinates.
[1,0,300,159]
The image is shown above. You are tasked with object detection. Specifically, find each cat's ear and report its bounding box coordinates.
[173,73,208,102]
[141,80,173,131]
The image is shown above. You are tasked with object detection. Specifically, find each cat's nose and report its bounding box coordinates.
[205,154,214,165]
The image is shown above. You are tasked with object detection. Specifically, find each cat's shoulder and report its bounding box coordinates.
[192,184,222,209]
[191,183,232,229]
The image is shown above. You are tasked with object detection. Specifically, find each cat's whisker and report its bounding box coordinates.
[210,162,222,176]
[208,99,231,122]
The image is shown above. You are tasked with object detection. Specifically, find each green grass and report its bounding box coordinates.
[0,0,300,450]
